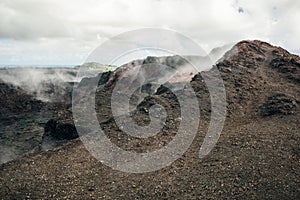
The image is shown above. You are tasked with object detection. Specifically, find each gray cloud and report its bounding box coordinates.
[0,0,299,65]
[0,0,71,40]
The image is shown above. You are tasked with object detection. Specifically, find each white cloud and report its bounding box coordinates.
[0,0,299,65]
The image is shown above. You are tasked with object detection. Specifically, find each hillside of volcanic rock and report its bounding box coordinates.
[0,81,44,115]
[0,78,74,164]
[191,40,299,119]
[0,40,299,199]
[0,81,47,163]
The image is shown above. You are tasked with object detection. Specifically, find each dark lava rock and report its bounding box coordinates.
[44,109,78,140]
[0,81,44,114]
[269,57,300,84]
[0,80,65,164]
[39,81,74,104]
[262,93,298,116]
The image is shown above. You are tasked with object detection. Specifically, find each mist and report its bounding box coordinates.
[0,67,79,102]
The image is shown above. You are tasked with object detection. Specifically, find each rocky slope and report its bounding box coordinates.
[0,75,74,164]
[0,40,299,199]
[0,81,47,163]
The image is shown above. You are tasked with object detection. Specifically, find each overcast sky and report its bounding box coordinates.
[0,0,299,66]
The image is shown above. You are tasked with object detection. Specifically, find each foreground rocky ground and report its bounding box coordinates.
[0,40,299,199]
[0,114,299,199]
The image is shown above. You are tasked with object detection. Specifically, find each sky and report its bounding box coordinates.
[0,0,299,66]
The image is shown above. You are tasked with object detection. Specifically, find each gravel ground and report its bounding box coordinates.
[0,113,299,199]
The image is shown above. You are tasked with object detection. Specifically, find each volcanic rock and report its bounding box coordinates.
[43,109,78,140]
[262,93,298,116]
[0,81,44,115]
